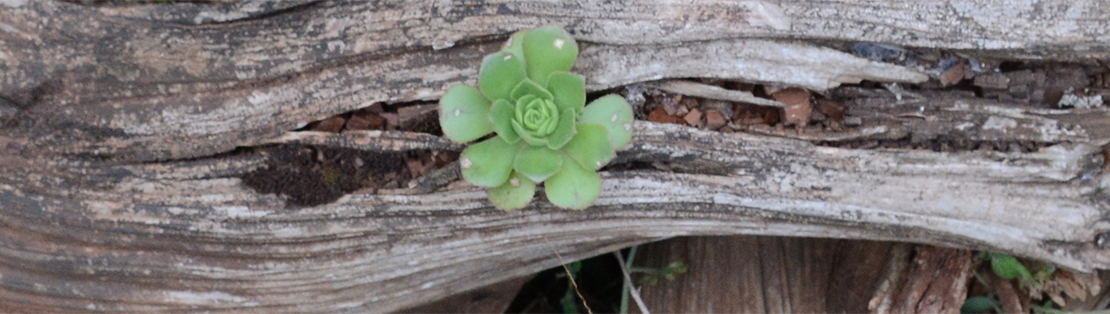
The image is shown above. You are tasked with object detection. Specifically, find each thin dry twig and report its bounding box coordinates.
[543,236,594,314]
[614,251,651,314]
[652,80,786,107]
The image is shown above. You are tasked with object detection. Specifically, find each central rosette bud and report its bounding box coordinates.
[514,95,559,138]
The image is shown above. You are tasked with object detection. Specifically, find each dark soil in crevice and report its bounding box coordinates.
[239,145,407,207]
[238,143,457,208]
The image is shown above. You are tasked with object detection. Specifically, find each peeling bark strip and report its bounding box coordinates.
[0,0,1109,312]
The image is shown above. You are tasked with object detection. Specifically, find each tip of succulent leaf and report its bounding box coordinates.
[522,26,579,86]
[513,145,563,183]
[578,94,635,149]
[439,85,494,143]
[488,172,536,211]
[561,123,615,170]
[546,72,586,114]
[479,52,527,102]
[503,30,527,58]
[459,137,518,187]
[544,152,601,210]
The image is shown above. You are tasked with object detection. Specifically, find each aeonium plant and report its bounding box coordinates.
[439,25,634,210]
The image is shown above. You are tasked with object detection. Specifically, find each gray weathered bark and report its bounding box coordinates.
[1,0,1109,312]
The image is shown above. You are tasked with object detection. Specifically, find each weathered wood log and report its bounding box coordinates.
[1,0,1109,312]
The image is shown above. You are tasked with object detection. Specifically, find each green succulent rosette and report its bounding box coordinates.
[439,25,634,210]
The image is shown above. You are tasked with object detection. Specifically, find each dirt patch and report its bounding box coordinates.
[239,145,407,207]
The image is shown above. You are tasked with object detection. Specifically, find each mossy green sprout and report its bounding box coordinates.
[439,25,634,210]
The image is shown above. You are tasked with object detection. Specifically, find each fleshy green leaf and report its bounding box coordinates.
[489,99,520,143]
[439,85,494,143]
[578,95,635,149]
[561,123,615,170]
[546,108,577,150]
[487,171,536,211]
[510,78,554,101]
[479,51,527,102]
[502,30,527,59]
[460,137,518,187]
[512,119,549,147]
[522,25,578,86]
[989,253,1034,281]
[513,145,563,182]
[546,72,586,114]
[961,296,1001,314]
[545,153,601,210]
[515,94,538,108]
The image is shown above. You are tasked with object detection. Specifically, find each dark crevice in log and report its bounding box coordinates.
[817,134,1050,154]
[238,145,407,207]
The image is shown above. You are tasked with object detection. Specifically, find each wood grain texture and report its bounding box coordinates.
[4,0,1105,161]
[632,236,841,313]
[891,247,976,314]
[1,117,1107,312]
[0,0,1108,312]
[397,276,528,313]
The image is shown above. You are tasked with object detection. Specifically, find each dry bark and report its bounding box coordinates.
[887,247,977,314]
[1,0,1109,312]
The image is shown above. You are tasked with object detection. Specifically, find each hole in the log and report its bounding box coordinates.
[1097,232,1110,249]
[506,251,626,313]
[238,144,460,207]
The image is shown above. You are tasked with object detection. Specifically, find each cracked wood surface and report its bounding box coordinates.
[0,0,1109,312]
[5,0,1107,161]
[2,118,1108,312]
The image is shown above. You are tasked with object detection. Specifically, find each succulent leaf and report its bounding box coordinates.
[561,123,615,170]
[516,94,538,108]
[489,99,520,143]
[510,78,554,101]
[460,137,518,187]
[513,145,563,182]
[546,71,586,114]
[512,119,549,147]
[578,95,635,149]
[545,108,577,150]
[503,30,527,59]
[487,171,536,211]
[479,51,528,101]
[439,85,494,143]
[545,153,602,210]
[522,25,578,86]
